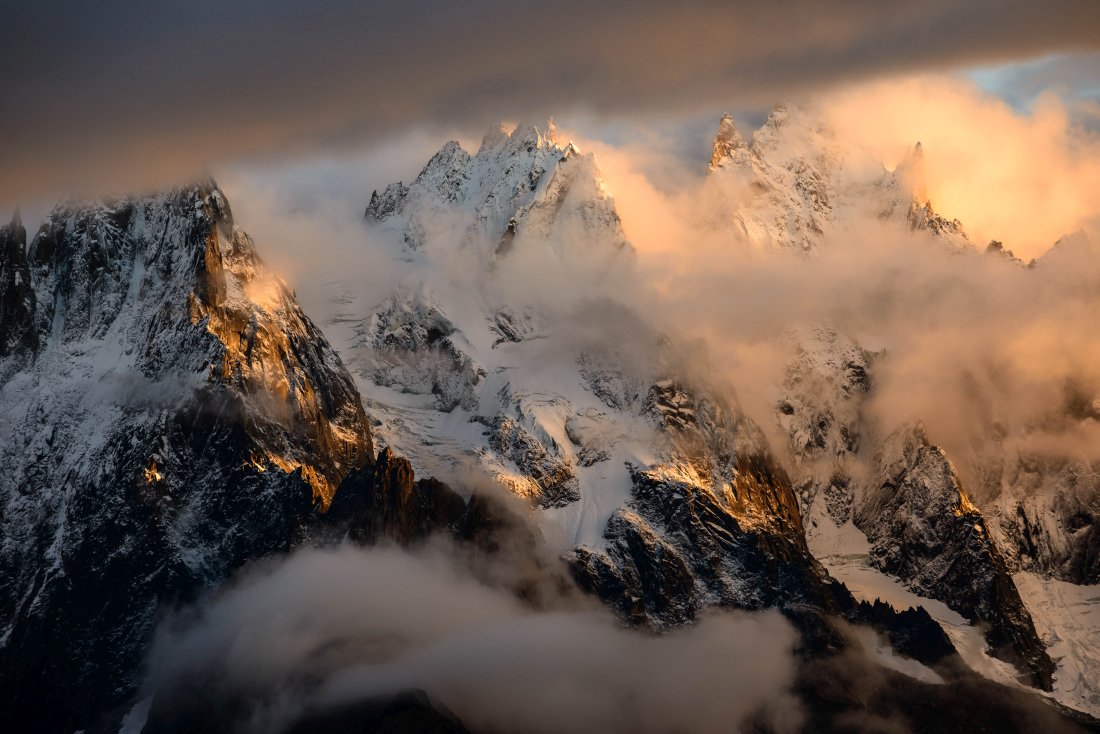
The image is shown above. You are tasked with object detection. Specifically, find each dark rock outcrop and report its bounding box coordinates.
[855,425,1055,690]
[0,208,36,362]
[568,459,835,628]
[488,415,580,508]
[327,446,468,545]
[847,598,956,666]
[286,689,470,734]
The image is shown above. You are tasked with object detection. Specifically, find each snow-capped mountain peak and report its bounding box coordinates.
[365,120,628,261]
[706,105,970,253]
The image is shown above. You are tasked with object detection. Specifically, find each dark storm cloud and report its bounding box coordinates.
[1,0,1098,200]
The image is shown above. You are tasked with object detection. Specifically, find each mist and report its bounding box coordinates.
[558,76,1100,502]
[137,542,801,734]
[209,72,1100,517]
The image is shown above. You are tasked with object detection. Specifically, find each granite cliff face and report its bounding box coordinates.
[0,182,373,731]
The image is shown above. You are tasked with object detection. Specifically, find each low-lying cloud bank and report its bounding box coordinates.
[136,543,801,733]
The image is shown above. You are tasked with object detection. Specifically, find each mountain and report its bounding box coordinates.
[775,326,1055,689]
[343,122,852,626]
[708,107,1099,696]
[707,105,969,253]
[325,117,1100,728]
[778,322,1100,713]
[340,120,1095,699]
[0,182,373,730]
[365,120,630,261]
[2,115,1096,731]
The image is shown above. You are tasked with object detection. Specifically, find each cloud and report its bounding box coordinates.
[820,76,1100,259]
[2,0,1099,203]
[138,543,801,733]
[550,79,1100,501]
[210,72,1100,509]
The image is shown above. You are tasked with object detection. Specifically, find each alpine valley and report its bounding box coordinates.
[1,110,1098,734]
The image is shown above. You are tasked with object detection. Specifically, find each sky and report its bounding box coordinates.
[1,0,1098,211]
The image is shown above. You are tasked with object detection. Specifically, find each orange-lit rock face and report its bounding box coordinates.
[186,189,372,507]
[143,458,164,485]
[643,379,808,548]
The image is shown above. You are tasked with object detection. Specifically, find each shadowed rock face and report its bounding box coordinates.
[846,598,956,666]
[325,447,569,606]
[855,425,1055,690]
[145,687,471,734]
[285,690,470,734]
[327,446,469,546]
[777,326,1055,691]
[0,210,36,363]
[0,182,373,732]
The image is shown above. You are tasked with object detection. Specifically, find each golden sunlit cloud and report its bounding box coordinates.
[822,76,1100,259]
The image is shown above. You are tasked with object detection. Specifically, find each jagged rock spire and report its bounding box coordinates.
[709,113,747,170]
[364,118,627,256]
[896,140,928,202]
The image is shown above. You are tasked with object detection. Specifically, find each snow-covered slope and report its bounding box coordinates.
[0,182,373,731]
